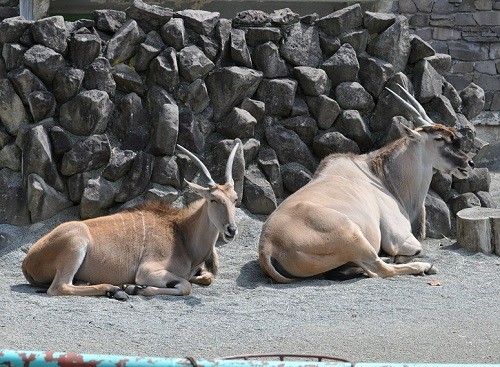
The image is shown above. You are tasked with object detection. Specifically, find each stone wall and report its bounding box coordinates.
[0,0,495,240]
[394,0,500,111]
[2,1,499,111]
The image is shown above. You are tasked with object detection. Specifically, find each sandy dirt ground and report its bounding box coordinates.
[0,166,499,364]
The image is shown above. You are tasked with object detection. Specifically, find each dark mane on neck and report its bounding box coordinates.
[369,136,410,178]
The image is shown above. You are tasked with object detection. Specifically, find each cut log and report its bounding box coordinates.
[456,207,500,255]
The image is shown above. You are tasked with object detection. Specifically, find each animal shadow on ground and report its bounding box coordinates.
[236,260,365,289]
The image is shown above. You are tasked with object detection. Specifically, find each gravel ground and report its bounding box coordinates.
[0,166,499,364]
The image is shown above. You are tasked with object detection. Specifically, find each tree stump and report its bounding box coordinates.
[456,207,500,255]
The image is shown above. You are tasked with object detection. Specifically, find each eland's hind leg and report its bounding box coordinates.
[46,241,122,298]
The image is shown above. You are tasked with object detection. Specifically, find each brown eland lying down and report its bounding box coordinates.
[22,143,240,300]
[259,84,474,283]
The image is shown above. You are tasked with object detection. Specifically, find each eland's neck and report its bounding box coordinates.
[180,199,220,265]
[372,138,434,221]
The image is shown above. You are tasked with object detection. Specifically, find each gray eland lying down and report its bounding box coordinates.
[22,143,240,299]
[259,84,474,283]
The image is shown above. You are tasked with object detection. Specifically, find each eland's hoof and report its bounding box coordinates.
[425,265,438,275]
[122,284,146,295]
[106,289,129,301]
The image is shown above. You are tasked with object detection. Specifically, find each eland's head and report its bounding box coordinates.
[386,83,474,179]
[177,143,240,242]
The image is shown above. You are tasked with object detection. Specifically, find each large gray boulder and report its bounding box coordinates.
[253,42,288,78]
[175,9,220,36]
[0,78,30,135]
[334,110,374,152]
[147,103,179,156]
[335,81,375,113]
[61,134,112,176]
[22,124,65,192]
[305,95,341,130]
[0,168,30,225]
[126,0,173,33]
[316,4,363,36]
[52,67,84,103]
[31,16,68,55]
[93,9,126,33]
[105,19,146,65]
[321,43,359,89]
[206,66,263,121]
[160,18,187,51]
[23,45,65,85]
[216,107,257,139]
[83,57,117,97]
[293,66,330,96]
[358,53,395,97]
[281,162,312,193]
[367,16,411,73]
[69,33,102,69]
[59,90,114,136]
[265,125,317,172]
[256,78,298,116]
[27,173,73,222]
[177,45,215,82]
[7,67,46,106]
[231,28,252,68]
[412,59,442,103]
[313,130,360,158]
[243,165,277,215]
[102,149,137,182]
[2,43,28,71]
[135,31,164,72]
[115,151,154,203]
[80,177,116,219]
[257,147,284,198]
[148,48,179,93]
[425,189,452,238]
[279,22,322,67]
[0,17,32,44]
[282,115,318,146]
[111,63,145,96]
[151,155,181,188]
[460,83,485,120]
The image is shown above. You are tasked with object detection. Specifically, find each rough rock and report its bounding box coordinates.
[105,19,146,65]
[334,110,374,152]
[59,90,114,136]
[135,31,164,72]
[321,43,359,89]
[281,162,313,193]
[61,134,112,176]
[111,63,145,96]
[280,22,322,67]
[52,67,84,103]
[175,9,220,36]
[126,0,173,33]
[148,48,179,93]
[31,16,67,54]
[28,91,56,122]
[115,151,155,203]
[257,147,284,198]
[2,43,27,71]
[0,169,30,225]
[413,59,442,103]
[0,78,29,135]
[335,82,375,113]
[425,189,452,238]
[367,16,411,73]
[206,66,263,121]
[22,124,65,192]
[23,45,65,84]
[151,155,181,188]
[231,28,252,68]
[7,67,46,106]
[358,53,395,97]
[265,125,317,172]
[216,107,256,139]
[282,115,318,146]
[252,42,288,78]
[293,66,329,96]
[313,130,360,158]
[363,11,396,34]
[448,192,481,215]
[452,167,490,194]
[83,57,117,97]
[177,45,215,82]
[69,33,101,69]
[80,177,116,219]
[256,78,297,116]
[160,18,187,51]
[147,103,179,156]
[27,173,73,222]
[305,95,341,130]
[93,9,126,33]
[460,83,485,120]
[316,4,363,36]
[242,165,277,215]
[409,34,435,64]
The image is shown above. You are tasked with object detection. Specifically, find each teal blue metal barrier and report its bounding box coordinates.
[1,350,498,367]
[0,350,350,367]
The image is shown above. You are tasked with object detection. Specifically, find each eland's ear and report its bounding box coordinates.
[185,180,210,198]
[398,121,422,142]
